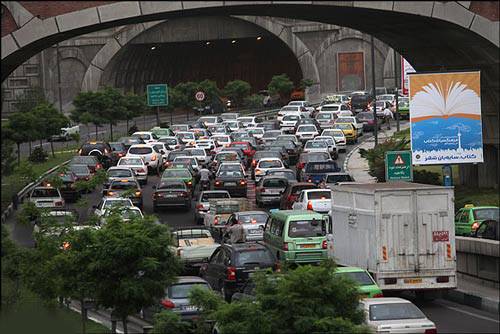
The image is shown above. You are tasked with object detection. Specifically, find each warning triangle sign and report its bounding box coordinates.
[394,155,405,165]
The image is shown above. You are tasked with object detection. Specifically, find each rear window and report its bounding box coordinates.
[473,209,499,221]
[316,113,333,120]
[259,160,282,168]
[369,303,425,321]
[288,219,325,238]
[71,156,97,164]
[308,191,332,200]
[262,179,288,188]
[326,174,353,183]
[162,170,191,178]
[159,182,185,190]
[336,271,375,286]
[238,214,268,225]
[235,249,274,266]
[305,162,339,173]
[291,185,316,195]
[298,126,316,132]
[231,143,248,149]
[305,141,327,149]
[169,283,210,299]
[119,158,143,165]
[334,123,352,130]
[108,169,133,178]
[300,153,330,163]
[218,171,244,178]
[215,203,240,214]
[110,181,138,190]
[32,188,60,198]
[217,153,238,161]
[69,165,90,174]
[263,131,281,138]
[267,171,295,181]
[110,143,125,151]
[322,106,340,111]
[202,192,230,201]
[283,115,300,121]
[128,147,153,155]
[80,143,108,154]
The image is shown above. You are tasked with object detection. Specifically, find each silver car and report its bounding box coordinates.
[195,190,231,224]
[225,211,269,241]
[255,177,288,207]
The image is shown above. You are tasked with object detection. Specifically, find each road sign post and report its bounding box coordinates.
[385,150,413,182]
[147,84,168,126]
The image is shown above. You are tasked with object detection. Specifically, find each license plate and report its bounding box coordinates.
[301,244,316,248]
[226,182,236,186]
[182,305,198,311]
[248,229,259,234]
[164,194,176,198]
[404,278,423,284]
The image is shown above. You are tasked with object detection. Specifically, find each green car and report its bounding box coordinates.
[161,168,195,193]
[455,204,499,236]
[334,267,383,298]
[150,127,174,138]
[397,97,409,120]
[264,210,331,265]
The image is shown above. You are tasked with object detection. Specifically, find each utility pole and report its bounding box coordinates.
[393,49,400,132]
[56,43,63,113]
[370,35,378,147]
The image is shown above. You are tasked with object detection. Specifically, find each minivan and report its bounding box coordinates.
[264,210,331,265]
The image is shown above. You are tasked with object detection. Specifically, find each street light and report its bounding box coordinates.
[256,36,262,41]
[206,41,211,45]
[150,46,156,50]
[231,40,236,44]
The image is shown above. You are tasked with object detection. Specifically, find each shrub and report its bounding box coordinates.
[28,147,48,163]
[413,170,441,185]
[244,94,264,109]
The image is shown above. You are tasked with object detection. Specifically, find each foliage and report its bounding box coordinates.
[12,87,47,114]
[358,137,410,182]
[268,74,294,103]
[123,92,147,122]
[4,111,38,159]
[14,161,37,183]
[29,147,49,163]
[413,170,441,185]
[223,80,251,107]
[73,91,106,129]
[31,103,69,141]
[152,311,192,334]
[298,78,314,90]
[1,125,16,175]
[244,94,264,109]
[454,186,500,209]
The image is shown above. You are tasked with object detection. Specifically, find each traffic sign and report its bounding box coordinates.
[195,91,205,102]
[385,150,413,182]
[147,84,168,106]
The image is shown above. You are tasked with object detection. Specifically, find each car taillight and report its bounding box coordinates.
[240,179,247,186]
[96,164,102,169]
[226,266,236,281]
[160,299,175,309]
[151,154,157,161]
[215,180,222,186]
[424,329,437,334]
[296,162,305,169]
[436,276,449,283]
[372,293,384,298]
[118,152,124,157]
[55,201,64,207]
[471,221,480,230]
[196,204,203,210]
[135,191,141,196]
[322,240,327,249]
[384,278,397,285]
[307,201,313,210]
[307,178,313,183]
[108,191,114,196]
[214,216,219,225]
[283,242,288,251]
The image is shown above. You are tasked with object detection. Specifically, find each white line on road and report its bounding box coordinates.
[437,301,500,323]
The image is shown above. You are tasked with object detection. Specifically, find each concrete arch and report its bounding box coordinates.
[81,15,320,99]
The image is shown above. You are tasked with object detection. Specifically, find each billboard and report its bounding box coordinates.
[409,71,483,165]
[401,57,415,95]
[337,52,365,92]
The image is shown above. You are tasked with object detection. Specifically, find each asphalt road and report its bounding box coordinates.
[5,120,499,333]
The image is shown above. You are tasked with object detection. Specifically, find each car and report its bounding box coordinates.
[104,179,143,209]
[250,150,283,170]
[142,276,212,322]
[118,136,146,150]
[194,139,216,152]
[322,172,354,187]
[263,145,290,167]
[292,189,333,213]
[256,120,280,131]
[360,297,436,334]
[225,211,269,242]
[350,93,372,113]
[217,162,247,178]
[173,156,200,174]
[152,180,191,211]
[287,100,315,115]
[108,142,128,165]
[195,191,231,225]
[302,161,341,184]
[208,124,230,136]
[93,197,134,218]
[279,114,301,134]
[313,136,338,160]
[335,116,364,136]
[131,131,159,144]
[237,116,259,128]
[280,182,318,210]
[171,124,192,133]
[246,127,265,141]
[261,130,283,145]
[334,267,383,298]
[228,141,256,160]
[158,136,183,151]
[126,144,162,175]
[224,120,242,132]
[372,100,393,118]
[172,228,221,271]
[272,140,301,164]
[164,150,191,169]
[33,209,79,237]
[277,105,303,122]
[315,112,337,129]
[316,103,350,116]
[302,140,329,154]
[184,148,211,166]
[78,141,113,168]
[321,128,347,152]
[161,168,195,194]
[256,176,289,207]
[211,135,232,148]
[333,123,357,144]
[203,198,249,238]
[102,166,136,192]
[197,116,223,127]
[214,170,247,197]
[295,124,319,142]
[117,157,148,185]
[200,242,277,301]
[150,126,174,138]
[454,204,499,236]
[264,210,330,264]
[52,171,81,202]
[229,130,249,142]
[220,112,240,122]
[473,219,499,241]
[266,169,297,185]
[70,155,103,173]
[100,206,144,225]
[376,94,396,106]
[356,112,379,132]
[398,97,410,120]
[295,152,331,181]
[294,118,321,133]
[176,131,197,146]
[254,158,285,182]
[276,134,301,148]
[28,186,65,209]
[68,164,93,184]
[211,151,241,172]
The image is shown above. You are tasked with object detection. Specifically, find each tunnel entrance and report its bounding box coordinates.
[107,35,303,94]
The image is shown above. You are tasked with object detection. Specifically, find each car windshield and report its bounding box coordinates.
[169,283,209,299]
[376,101,386,108]
[218,171,243,178]
[288,219,325,238]
[201,192,230,201]
[248,129,264,135]
[177,133,195,140]
[217,153,238,161]
[473,208,499,221]
[174,157,195,164]
[213,136,229,143]
[283,115,300,121]
[298,126,316,132]
[334,123,352,130]
[131,134,150,140]
[119,158,143,166]
[315,138,333,145]
[267,171,295,181]
[378,95,393,101]
[160,138,178,145]
[188,149,205,156]
[238,214,268,225]
[369,303,426,321]
[322,106,339,111]
[336,271,375,286]
[300,153,329,163]
[128,147,152,155]
[104,200,132,208]
[69,165,90,174]
[305,162,339,173]
[308,191,332,200]
[221,113,238,120]
[199,117,217,123]
[110,143,124,150]
[326,174,353,183]
[263,131,281,138]
[274,141,294,149]
[32,188,59,197]
[231,143,248,149]
[235,249,274,266]
[219,164,242,172]
[162,170,191,178]
[336,117,353,123]
[288,101,303,106]
[316,113,333,120]
[263,179,287,188]
[238,118,253,123]
[305,141,327,149]
[259,160,282,168]
[108,169,133,178]
[215,203,240,213]
[158,182,185,190]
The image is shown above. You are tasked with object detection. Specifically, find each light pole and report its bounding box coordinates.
[370,35,378,147]
[393,49,400,132]
[56,43,63,113]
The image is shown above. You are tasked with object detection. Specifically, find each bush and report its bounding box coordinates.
[244,94,264,109]
[358,138,410,182]
[413,170,441,185]
[28,147,48,163]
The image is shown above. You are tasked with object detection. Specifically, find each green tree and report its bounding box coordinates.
[267,74,294,105]
[173,82,199,110]
[4,111,36,164]
[123,92,146,132]
[12,87,47,114]
[298,78,314,91]
[73,91,107,139]
[223,80,251,107]
[1,124,16,174]
[197,79,221,107]
[98,86,127,141]
[31,102,69,157]
[359,137,410,182]
[244,94,264,109]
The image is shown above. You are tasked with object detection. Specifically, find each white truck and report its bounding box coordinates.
[328,182,457,296]
[51,124,80,141]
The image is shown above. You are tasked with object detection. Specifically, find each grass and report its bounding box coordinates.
[1,278,110,334]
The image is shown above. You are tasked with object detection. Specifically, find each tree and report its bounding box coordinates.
[244,94,264,109]
[267,74,294,105]
[123,92,146,132]
[298,78,314,91]
[359,137,410,182]
[1,125,16,175]
[99,86,127,141]
[32,103,69,157]
[4,111,37,164]
[73,91,107,139]
[223,80,251,107]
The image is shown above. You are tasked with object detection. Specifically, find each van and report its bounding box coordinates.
[264,210,331,264]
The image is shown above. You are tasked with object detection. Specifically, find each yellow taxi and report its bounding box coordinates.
[333,123,357,144]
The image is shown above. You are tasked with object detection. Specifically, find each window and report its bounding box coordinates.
[129,147,152,155]
[108,169,132,177]
[335,271,375,286]
[307,191,332,200]
[24,65,39,75]
[169,283,209,299]
[263,179,288,188]
[235,249,274,266]
[32,188,60,198]
[202,192,230,201]
[369,303,425,321]
[259,160,282,168]
[288,220,325,238]
[473,209,499,221]
[9,78,29,87]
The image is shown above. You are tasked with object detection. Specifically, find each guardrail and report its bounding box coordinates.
[456,236,499,287]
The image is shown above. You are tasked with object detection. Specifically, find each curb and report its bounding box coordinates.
[343,141,363,173]
[441,289,499,315]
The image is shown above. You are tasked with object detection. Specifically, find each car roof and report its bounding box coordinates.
[174,276,209,285]
[270,210,324,220]
[335,266,367,273]
[361,297,412,306]
[226,241,269,252]
[235,211,268,216]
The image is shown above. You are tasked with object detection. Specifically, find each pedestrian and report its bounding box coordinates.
[383,106,393,130]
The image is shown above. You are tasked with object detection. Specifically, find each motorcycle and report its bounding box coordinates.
[201,179,210,191]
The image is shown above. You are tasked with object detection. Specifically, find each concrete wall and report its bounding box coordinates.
[456,236,500,287]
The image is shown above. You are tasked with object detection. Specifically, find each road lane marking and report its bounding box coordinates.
[437,301,500,323]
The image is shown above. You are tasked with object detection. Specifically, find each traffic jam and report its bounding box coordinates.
[29,94,453,333]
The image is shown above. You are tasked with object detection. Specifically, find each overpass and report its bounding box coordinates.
[1,1,499,188]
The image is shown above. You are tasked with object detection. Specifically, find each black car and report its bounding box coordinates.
[350,94,372,112]
[272,140,301,164]
[68,164,93,181]
[105,179,143,209]
[56,171,81,202]
[302,161,341,184]
[356,112,379,131]
[78,141,113,168]
[153,180,191,211]
[473,219,499,240]
[118,136,145,150]
[200,242,277,301]
[108,142,127,165]
[214,170,247,197]
[70,155,103,174]
[263,146,290,167]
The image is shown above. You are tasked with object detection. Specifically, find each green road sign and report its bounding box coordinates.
[385,150,413,181]
[147,84,168,106]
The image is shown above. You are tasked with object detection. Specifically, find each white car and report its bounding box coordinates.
[287,100,315,116]
[313,136,338,159]
[223,120,242,132]
[280,114,301,133]
[198,116,222,127]
[316,103,350,115]
[29,186,65,209]
[254,158,285,182]
[217,162,247,177]
[376,94,396,106]
[126,144,161,174]
[246,127,265,140]
[93,197,134,218]
[237,116,259,128]
[117,157,148,184]
[315,112,336,129]
[131,131,159,144]
[173,156,200,172]
[322,129,346,152]
[261,130,283,145]
[319,94,350,107]
[176,131,197,146]
[277,106,302,122]
[150,142,169,165]
[335,116,364,135]
[338,110,354,117]
[195,139,216,151]
[292,189,333,213]
[100,206,144,225]
[295,124,319,142]
[185,147,212,165]
[171,124,191,133]
[220,112,240,121]
[211,135,232,147]
[360,297,436,334]
[159,136,183,151]
[372,100,393,117]
[303,140,329,154]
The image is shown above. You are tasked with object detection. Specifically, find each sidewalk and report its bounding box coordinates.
[344,121,499,315]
